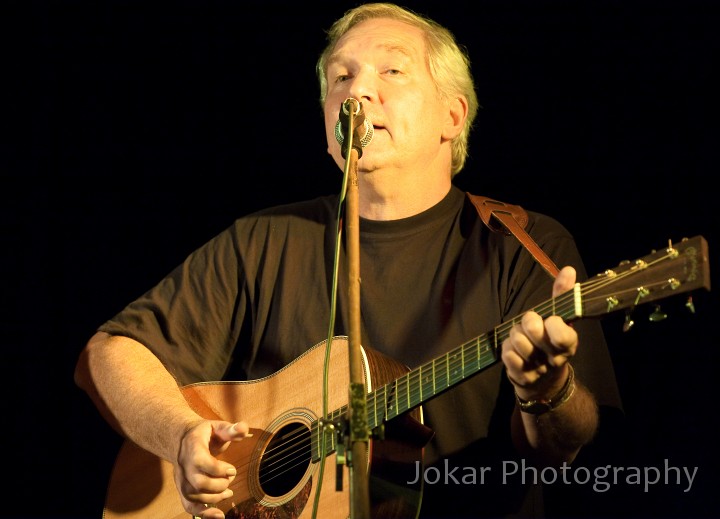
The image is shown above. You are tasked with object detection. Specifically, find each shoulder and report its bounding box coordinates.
[461,189,575,244]
[525,209,575,242]
[462,191,585,274]
[226,194,340,234]
[185,195,339,261]
[256,194,339,217]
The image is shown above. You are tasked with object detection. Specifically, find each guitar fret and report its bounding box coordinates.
[390,383,396,417]
[449,351,461,384]
[432,360,436,394]
[473,338,480,369]
[407,371,417,410]
[405,373,411,411]
[444,353,450,388]
[372,386,379,429]
[397,376,406,414]
[379,386,388,426]
[471,343,478,370]
[422,368,433,402]
[418,366,423,402]
[395,378,400,414]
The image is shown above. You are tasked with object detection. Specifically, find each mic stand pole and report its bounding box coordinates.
[341,99,370,519]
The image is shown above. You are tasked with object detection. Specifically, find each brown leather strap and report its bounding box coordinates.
[467,193,560,279]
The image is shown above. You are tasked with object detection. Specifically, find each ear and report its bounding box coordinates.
[441,95,468,141]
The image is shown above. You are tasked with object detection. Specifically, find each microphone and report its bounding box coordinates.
[334,98,373,157]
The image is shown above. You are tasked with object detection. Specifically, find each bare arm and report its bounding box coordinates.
[510,363,598,465]
[74,331,249,518]
[74,332,203,461]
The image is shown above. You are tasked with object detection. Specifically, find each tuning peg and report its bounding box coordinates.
[623,311,635,332]
[649,305,667,322]
[634,287,650,305]
[685,295,696,314]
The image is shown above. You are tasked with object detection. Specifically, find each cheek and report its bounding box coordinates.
[324,114,340,149]
[406,106,446,145]
[322,112,344,165]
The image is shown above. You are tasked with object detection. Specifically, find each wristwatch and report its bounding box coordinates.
[515,364,576,415]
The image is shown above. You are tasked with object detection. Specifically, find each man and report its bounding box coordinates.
[75,3,621,518]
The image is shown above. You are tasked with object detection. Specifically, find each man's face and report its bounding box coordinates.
[323,18,451,175]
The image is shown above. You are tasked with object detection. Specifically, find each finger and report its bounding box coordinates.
[519,311,546,348]
[515,312,555,366]
[507,321,537,363]
[182,464,235,496]
[208,421,252,461]
[179,473,232,518]
[180,423,239,483]
[227,421,252,439]
[209,420,251,444]
[553,265,576,298]
[543,315,578,364]
[517,310,578,365]
[185,486,234,506]
[505,311,570,383]
[191,502,225,519]
[501,336,548,386]
[506,314,546,362]
[501,347,547,386]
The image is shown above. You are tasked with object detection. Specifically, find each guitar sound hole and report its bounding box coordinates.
[258,422,311,497]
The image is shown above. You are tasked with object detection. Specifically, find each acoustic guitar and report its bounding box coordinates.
[103,236,710,519]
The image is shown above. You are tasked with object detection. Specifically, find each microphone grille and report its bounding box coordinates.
[334,118,374,148]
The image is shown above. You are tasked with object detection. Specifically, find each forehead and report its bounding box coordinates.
[329,18,427,64]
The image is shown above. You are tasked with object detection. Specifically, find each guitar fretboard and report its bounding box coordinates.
[310,288,581,460]
[310,236,710,460]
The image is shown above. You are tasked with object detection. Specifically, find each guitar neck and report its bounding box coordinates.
[312,235,709,458]
[366,289,581,427]
[316,288,580,441]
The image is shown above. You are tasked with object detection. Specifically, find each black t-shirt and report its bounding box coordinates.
[100,185,621,518]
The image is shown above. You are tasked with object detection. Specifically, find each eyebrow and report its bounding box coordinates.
[327,42,415,68]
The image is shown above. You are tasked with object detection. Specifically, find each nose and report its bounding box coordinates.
[346,67,377,104]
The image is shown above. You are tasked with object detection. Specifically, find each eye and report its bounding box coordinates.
[335,74,350,83]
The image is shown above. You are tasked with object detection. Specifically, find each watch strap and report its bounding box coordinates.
[515,364,576,415]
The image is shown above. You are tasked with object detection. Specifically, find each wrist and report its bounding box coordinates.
[515,364,576,415]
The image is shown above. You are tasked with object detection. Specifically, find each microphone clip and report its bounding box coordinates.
[335,98,373,158]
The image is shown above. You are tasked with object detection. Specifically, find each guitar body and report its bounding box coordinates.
[102,236,711,519]
[103,338,433,519]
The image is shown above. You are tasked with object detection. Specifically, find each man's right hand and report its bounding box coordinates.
[175,420,251,519]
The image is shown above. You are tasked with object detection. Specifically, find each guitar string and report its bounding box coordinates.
[249,249,677,486]
[253,255,677,487]
[369,249,680,422]
[243,247,681,488]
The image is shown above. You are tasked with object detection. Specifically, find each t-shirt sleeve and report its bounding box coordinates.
[99,224,244,385]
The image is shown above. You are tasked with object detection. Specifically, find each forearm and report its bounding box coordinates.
[74,331,203,464]
[511,373,599,466]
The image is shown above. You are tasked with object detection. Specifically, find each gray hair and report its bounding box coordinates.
[316,3,479,176]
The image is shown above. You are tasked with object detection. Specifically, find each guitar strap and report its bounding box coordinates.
[466,193,560,279]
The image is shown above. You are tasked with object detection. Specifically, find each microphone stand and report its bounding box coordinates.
[339,98,370,519]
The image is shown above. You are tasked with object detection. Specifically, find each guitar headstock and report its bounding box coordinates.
[580,236,710,319]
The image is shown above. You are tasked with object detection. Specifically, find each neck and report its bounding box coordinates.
[357,169,452,221]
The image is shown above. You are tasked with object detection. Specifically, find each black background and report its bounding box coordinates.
[4,1,719,518]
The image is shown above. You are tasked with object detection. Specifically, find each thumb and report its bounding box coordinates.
[553,266,576,298]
